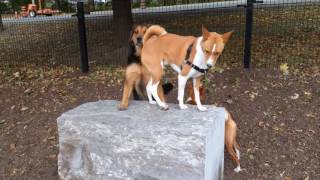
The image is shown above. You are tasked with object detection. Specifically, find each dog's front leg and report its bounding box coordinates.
[177,74,188,109]
[193,77,207,111]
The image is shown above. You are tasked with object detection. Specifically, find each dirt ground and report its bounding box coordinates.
[0,65,319,180]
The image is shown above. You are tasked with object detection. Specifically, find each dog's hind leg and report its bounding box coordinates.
[226,143,241,173]
[149,79,169,110]
[146,79,157,104]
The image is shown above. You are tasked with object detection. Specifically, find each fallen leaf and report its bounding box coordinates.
[10,168,18,176]
[48,136,55,140]
[290,93,299,100]
[249,154,254,160]
[48,154,57,159]
[304,91,311,96]
[13,72,20,78]
[280,63,289,75]
[306,113,316,118]
[273,126,280,131]
[24,88,32,94]
[284,176,292,180]
[258,121,264,127]
[20,107,29,111]
[264,163,270,167]
[226,99,233,104]
[10,143,16,151]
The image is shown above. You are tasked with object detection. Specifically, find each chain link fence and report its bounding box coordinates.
[0,0,319,70]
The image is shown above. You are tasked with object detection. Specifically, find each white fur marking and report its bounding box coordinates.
[235,148,240,160]
[150,81,168,109]
[225,112,229,122]
[177,74,188,110]
[192,37,208,76]
[170,64,181,73]
[212,43,216,53]
[160,31,167,36]
[146,79,156,104]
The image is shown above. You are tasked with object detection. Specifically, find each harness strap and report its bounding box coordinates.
[184,60,209,74]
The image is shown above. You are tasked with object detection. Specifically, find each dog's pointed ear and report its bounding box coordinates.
[202,25,210,40]
[222,31,234,43]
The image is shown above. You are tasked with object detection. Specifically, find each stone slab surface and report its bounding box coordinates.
[57,100,226,180]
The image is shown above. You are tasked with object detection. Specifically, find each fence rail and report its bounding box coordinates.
[0,0,319,70]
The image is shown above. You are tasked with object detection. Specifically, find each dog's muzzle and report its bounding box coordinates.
[136,37,143,47]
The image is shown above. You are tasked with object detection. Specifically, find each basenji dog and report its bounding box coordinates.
[141,25,233,111]
[118,25,173,110]
[186,83,241,172]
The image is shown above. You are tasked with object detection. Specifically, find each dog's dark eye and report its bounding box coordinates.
[134,30,138,34]
[213,52,220,56]
[205,50,210,54]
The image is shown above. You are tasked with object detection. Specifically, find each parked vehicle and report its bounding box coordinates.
[21,0,60,17]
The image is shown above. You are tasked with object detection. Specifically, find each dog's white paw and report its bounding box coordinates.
[234,166,241,173]
[179,104,188,110]
[160,104,169,111]
[197,106,207,112]
[149,100,157,105]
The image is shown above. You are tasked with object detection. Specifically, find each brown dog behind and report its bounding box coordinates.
[118,25,173,110]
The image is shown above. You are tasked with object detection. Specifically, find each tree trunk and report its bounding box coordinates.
[55,0,61,11]
[112,0,133,48]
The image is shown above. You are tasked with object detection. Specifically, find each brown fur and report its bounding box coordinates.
[186,84,240,169]
[186,82,206,105]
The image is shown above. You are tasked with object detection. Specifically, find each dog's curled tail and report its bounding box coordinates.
[143,25,167,44]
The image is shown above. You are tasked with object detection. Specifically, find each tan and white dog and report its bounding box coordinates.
[141,25,233,111]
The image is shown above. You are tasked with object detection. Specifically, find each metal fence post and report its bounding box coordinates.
[77,2,89,73]
[0,10,4,31]
[243,0,254,69]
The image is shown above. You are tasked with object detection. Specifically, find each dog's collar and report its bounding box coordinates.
[183,43,209,74]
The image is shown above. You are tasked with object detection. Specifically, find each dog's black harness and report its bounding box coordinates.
[183,43,209,74]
